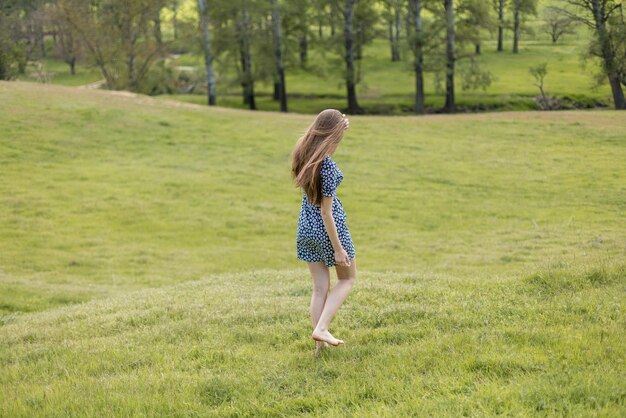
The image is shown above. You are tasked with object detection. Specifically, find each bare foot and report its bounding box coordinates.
[311,329,344,346]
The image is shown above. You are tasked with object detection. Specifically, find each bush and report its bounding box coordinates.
[137,61,178,96]
[0,39,25,80]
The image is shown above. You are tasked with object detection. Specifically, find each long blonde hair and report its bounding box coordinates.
[291,109,345,205]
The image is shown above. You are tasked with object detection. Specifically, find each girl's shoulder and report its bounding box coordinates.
[322,155,337,170]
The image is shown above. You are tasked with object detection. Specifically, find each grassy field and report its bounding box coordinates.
[1,82,625,415]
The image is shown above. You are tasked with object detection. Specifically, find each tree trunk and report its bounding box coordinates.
[154,9,164,56]
[388,4,401,62]
[355,20,364,61]
[124,15,138,91]
[444,0,455,113]
[344,0,360,114]
[37,23,45,58]
[197,0,216,105]
[388,18,395,61]
[497,0,504,52]
[299,35,308,68]
[239,9,255,110]
[240,42,248,105]
[394,4,401,61]
[411,0,425,114]
[271,0,287,112]
[172,0,179,40]
[513,0,520,53]
[63,32,77,75]
[591,0,626,109]
[273,82,280,100]
[475,43,481,54]
[608,74,626,109]
[318,11,324,39]
[331,1,338,36]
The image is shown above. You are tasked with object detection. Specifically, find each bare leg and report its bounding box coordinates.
[307,262,330,355]
[312,258,357,346]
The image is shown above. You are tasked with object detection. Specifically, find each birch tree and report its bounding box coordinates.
[512,0,537,53]
[384,0,404,61]
[197,0,216,105]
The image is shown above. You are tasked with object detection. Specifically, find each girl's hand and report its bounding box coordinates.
[342,114,349,130]
[334,248,351,267]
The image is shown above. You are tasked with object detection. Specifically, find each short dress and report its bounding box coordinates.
[296,155,356,267]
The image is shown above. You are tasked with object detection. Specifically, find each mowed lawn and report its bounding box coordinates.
[0,82,625,416]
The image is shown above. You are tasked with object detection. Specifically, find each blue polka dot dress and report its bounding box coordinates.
[296,155,356,267]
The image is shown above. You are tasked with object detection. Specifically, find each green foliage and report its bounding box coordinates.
[529,62,547,86]
[0,42,20,80]
[0,3,27,80]
[55,0,165,91]
[460,58,494,91]
[136,60,179,95]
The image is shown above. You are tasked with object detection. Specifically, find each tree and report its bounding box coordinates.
[153,6,164,56]
[444,0,455,112]
[271,0,288,112]
[512,0,537,53]
[495,0,506,51]
[560,0,625,109]
[529,62,547,101]
[317,0,376,113]
[171,0,180,40]
[57,0,165,92]
[282,0,311,69]
[312,0,329,39]
[458,0,495,55]
[426,0,493,112]
[0,0,27,79]
[197,0,216,105]
[211,0,278,111]
[408,0,425,113]
[238,7,256,110]
[542,6,576,44]
[383,0,403,61]
[343,0,361,113]
[48,1,82,75]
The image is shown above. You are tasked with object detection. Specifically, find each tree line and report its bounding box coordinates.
[1,0,624,112]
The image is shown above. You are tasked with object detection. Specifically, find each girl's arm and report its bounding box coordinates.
[320,196,351,266]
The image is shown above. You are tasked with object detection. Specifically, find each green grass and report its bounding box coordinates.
[16,57,102,87]
[2,263,625,416]
[1,82,625,415]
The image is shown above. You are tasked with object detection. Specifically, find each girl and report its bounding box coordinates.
[291,109,357,356]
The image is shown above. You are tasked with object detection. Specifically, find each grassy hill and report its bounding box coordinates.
[2,264,625,416]
[1,82,625,415]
